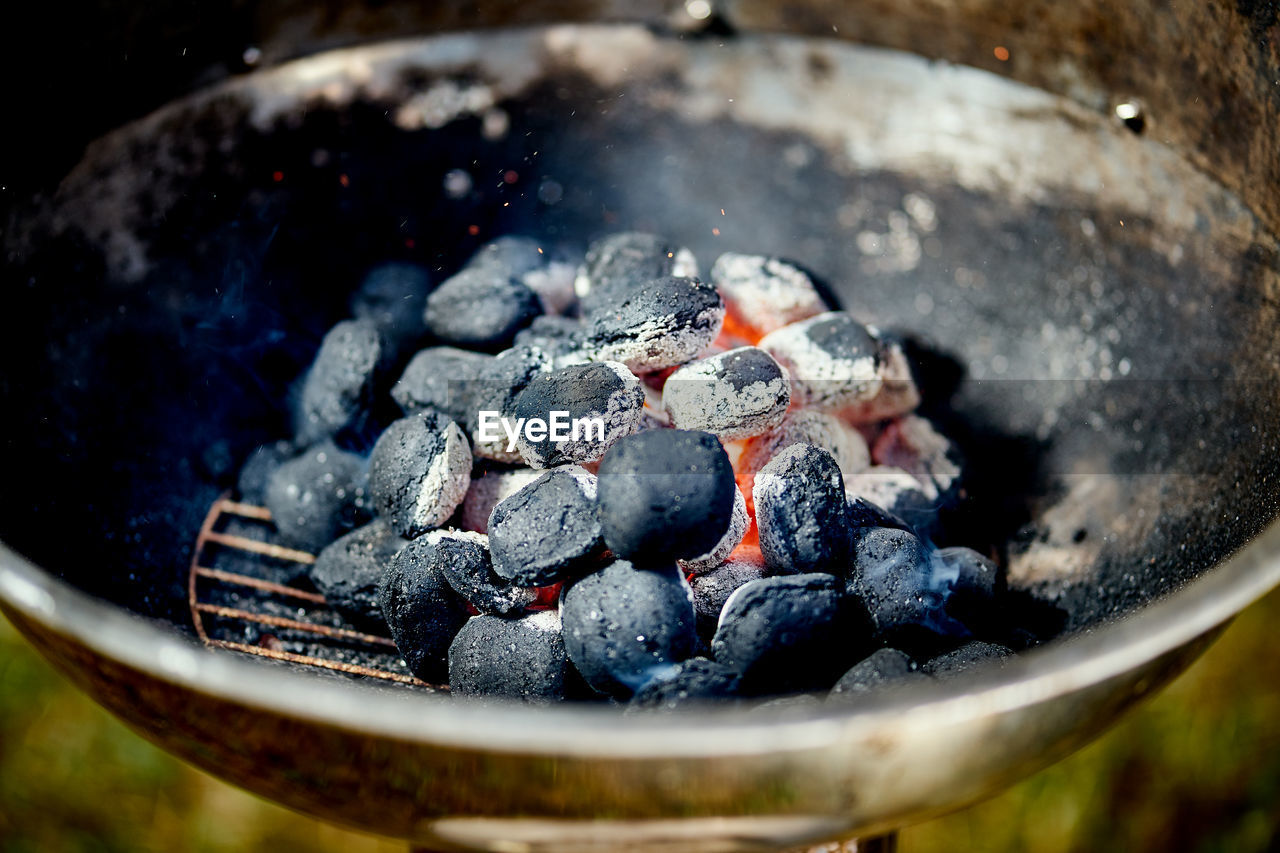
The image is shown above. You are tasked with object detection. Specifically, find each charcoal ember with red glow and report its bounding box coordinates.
[427,529,537,616]
[228,231,1015,701]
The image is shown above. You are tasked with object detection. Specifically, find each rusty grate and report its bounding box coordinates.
[188,493,442,690]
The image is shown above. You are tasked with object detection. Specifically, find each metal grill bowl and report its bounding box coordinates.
[2,2,1280,850]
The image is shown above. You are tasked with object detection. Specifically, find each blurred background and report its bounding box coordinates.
[3,586,1279,853]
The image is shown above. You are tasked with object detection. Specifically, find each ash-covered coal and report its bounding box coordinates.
[220,231,1046,705]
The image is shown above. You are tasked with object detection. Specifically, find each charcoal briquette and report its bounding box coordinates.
[677,486,749,575]
[753,443,852,574]
[512,361,644,467]
[584,276,724,373]
[295,319,384,446]
[574,232,697,316]
[423,528,537,615]
[310,519,404,631]
[469,344,555,462]
[628,657,741,710]
[380,535,472,683]
[933,546,1001,626]
[560,559,697,698]
[460,467,543,534]
[264,440,372,552]
[840,338,921,424]
[689,552,770,639]
[662,347,790,440]
[845,466,939,535]
[351,262,432,351]
[758,311,883,410]
[391,346,493,423]
[922,641,1013,679]
[872,415,962,502]
[738,409,870,495]
[711,573,867,695]
[847,527,959,645]
[488,466,605,586]
[464,234,547,278]
[423,267,543,352]
[448,610,569,702]
[708,253,827,337]
[828,648,928,701]
[597,429,736,562]
[236,440,295,504]
[368,412,472,539]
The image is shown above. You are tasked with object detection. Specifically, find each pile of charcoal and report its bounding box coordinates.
[233,232,1015,707]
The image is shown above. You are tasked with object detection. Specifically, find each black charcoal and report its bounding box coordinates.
[351,262,431,351]
[511,361,644,467]
[422,529,536,615]
[561,559,697,698]
[628,658,741,710]
[512,314,588,363]
[574,232,697,316]
[295,319,384,446]
[449,610,569,702]
[711,573,867,695]
[934,546,1001,625]
[264,440,371,552]
[753,444,852,574]
[236,440,295,504]
[662,347,791,440]
[677,486,749,575]
[585,276,725,373]
[847,527,964,645]
[597,429,736,562]
[846,496,913,533]
[470,345,554,462]
[380,535,472,682]
[489,467,605,586]
[690,554,770,639]
[828,648,927,700]
[922,641,1013,678]
[709,252,826,336]
[310,519,403,631]
[758,312,883,410]
[368,412,472,540]
[391,346,493,423]
[465,235,546,278]
[423,267,542,352]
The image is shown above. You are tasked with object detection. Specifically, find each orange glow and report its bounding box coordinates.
[993,46,1010,61]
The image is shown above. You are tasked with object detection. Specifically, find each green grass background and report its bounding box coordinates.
[3,587,1279,853]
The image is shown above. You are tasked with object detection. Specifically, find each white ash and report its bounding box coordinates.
[690,554,770,629]
[709,252,826,335]
[460,468,543,533]
[522,260,578,315]
[845,465,930,509]
[515,361,645,468]
[758,312,882,409]
[590,304,726,373]
[872,415,961,499]
[661,347,790,441]
[671,247,699,279]
[412,422,474,531]
[839,341,921,424]
[678,486,750,575]
[424,527,489,548]
[524,608,563,633]
[740,409,871,485]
